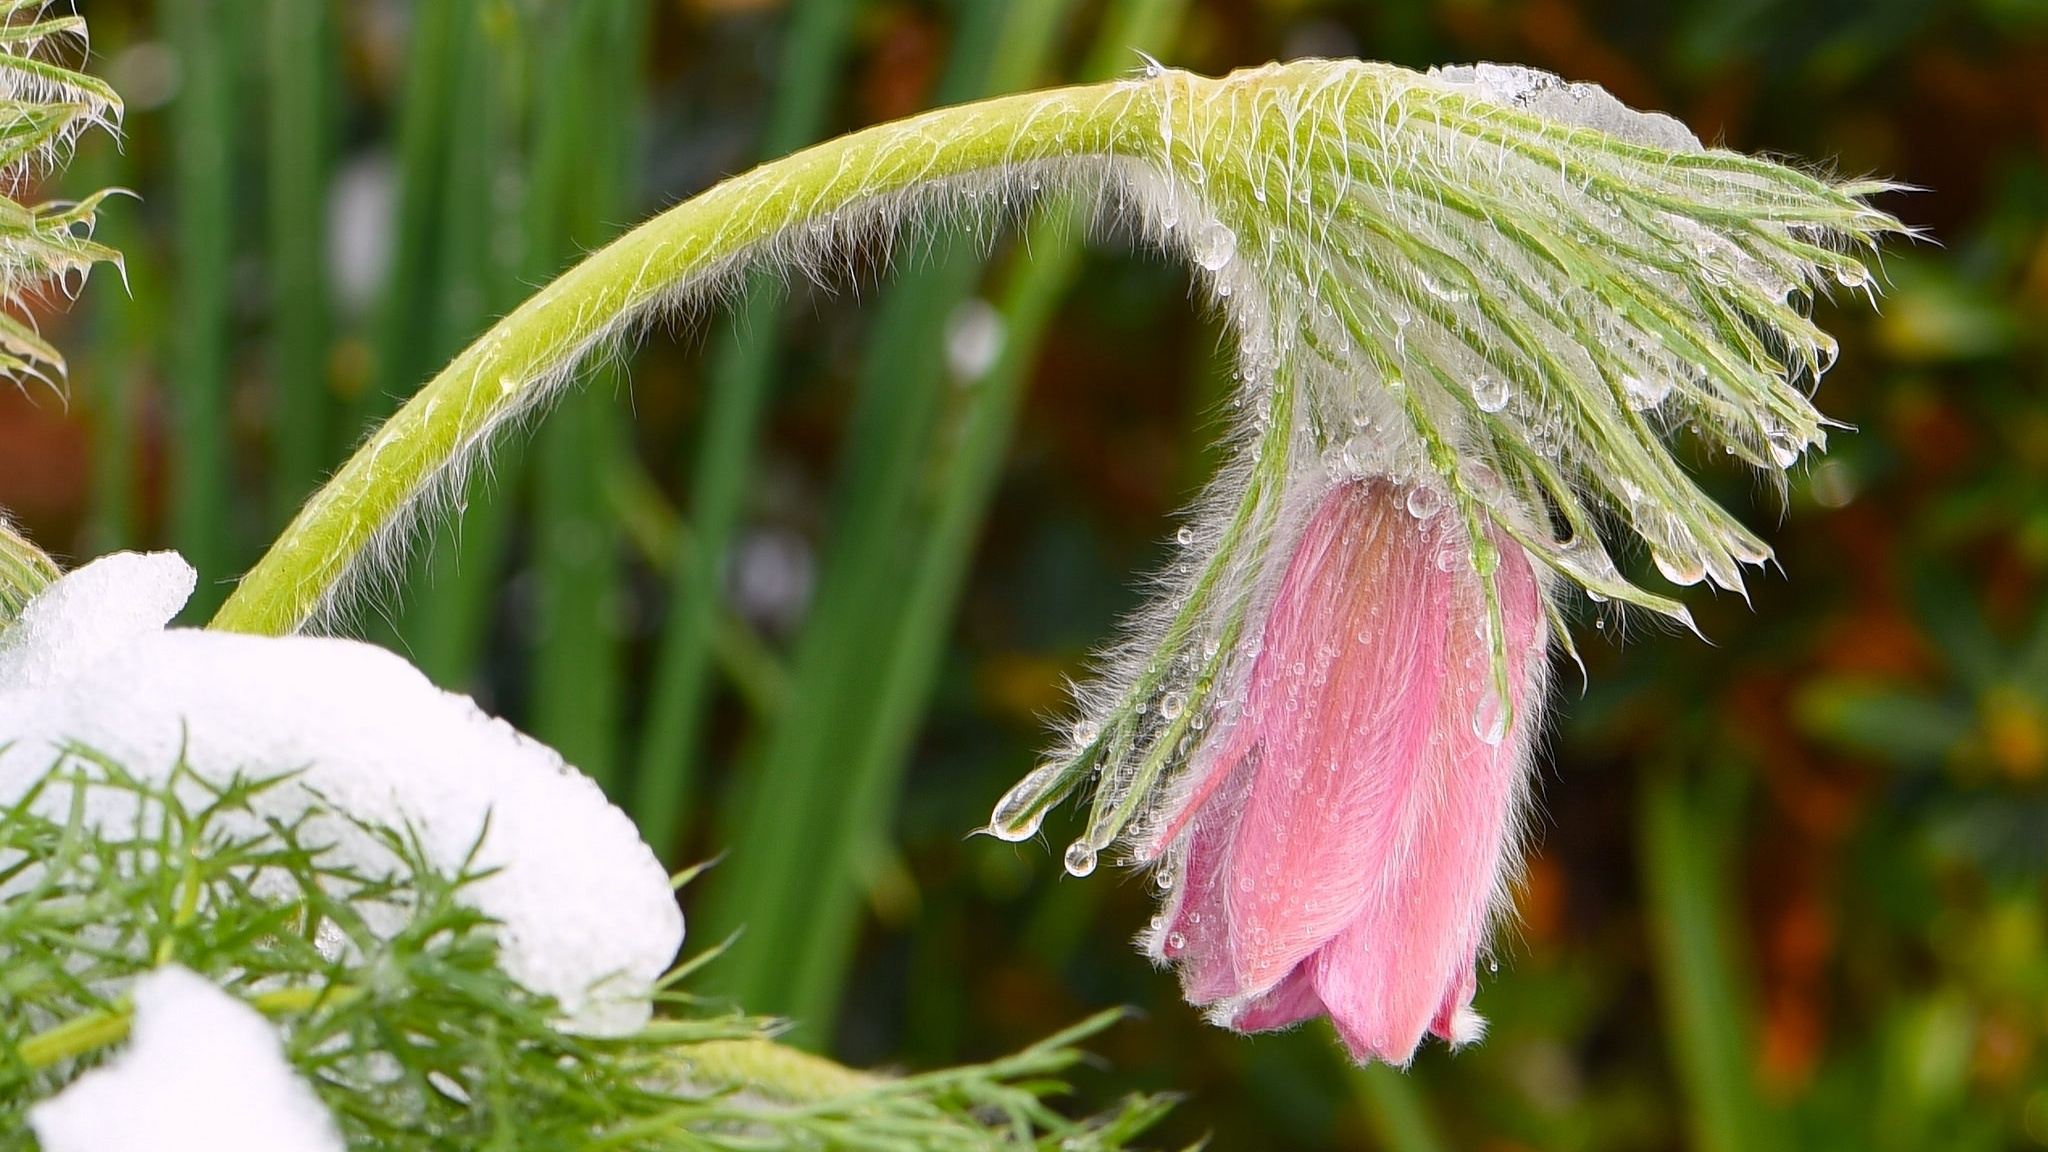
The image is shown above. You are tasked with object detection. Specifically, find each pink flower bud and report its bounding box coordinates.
[1140,477,1548,1066]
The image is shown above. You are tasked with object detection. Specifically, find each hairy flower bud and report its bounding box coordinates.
[1139,477,1547,1064]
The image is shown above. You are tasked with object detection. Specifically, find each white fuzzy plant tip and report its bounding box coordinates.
[0,0,123,389]
[987,59,1904,872]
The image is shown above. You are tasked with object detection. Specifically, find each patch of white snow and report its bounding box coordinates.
[29,964,345,1152]
[1428,63,1703,152]
[0,551,194,690]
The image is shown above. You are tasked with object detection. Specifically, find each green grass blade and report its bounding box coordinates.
[364,0,469,432]
[628,0,864,857]
[1639,769,1784,1152]
[264,0,335,529]
[165,0,240,618]
[1351,1061,1449,1152]
[73,136,148,556]
[524,0,649,792]
[398,6,523,689]
[700,0,1156,1041]
[785,0,1192,1030]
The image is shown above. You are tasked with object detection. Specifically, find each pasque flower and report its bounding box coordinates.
[983,62,1902,1064]
[1140,476,1547,1065]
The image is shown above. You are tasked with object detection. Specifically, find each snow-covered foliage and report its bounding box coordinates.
[0,552,682,1035]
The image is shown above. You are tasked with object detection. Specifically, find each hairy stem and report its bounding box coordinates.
[210,78,1164,635]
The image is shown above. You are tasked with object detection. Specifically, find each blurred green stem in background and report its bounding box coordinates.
[630,0,863,856]
[264,0,335,529]
[606,456,791,718]
[1351,1060,1448,1152]
[694,0,1063,1039]
[77,140,148,557]
[400,0,524,691]
[525,0,648,792]
[166,0,239,618]
[1640,767,1785,1152]
[701,0,1187,1044]
[371,0,471,434]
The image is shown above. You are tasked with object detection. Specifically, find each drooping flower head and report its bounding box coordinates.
[987,61,1903,1063]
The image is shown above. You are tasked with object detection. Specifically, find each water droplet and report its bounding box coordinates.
[1835,263,1869,289]
[1472,688,1508,746]
[1765,429,1803,468]
[1471,374,1508,413]
[1166,930,1187,951]
[1072,719,1100,747]
[989,761,1062,841]
[1405,485,1444,519]
[1189,220,1237,271]
[1622,373,1672,410]
[1175,526,1195,547]
[1652,545,1708,587]
[1064,841,1098,877]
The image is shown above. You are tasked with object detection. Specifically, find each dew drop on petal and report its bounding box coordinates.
[1166,930,1187,952]
[1766,430,1803,468]
[1064,840,1099,877]
[1176,526,1195,546]
[1472,688,1509,746]
[1160,692,1187,721]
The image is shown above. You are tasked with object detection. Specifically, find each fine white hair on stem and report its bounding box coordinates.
[297,157,1107,636]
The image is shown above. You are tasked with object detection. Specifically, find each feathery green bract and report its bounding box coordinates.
[0,2,121,387]
[0,756,1172,1151]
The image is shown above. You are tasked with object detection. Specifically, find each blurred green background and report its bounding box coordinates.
[4,0,2045,1147]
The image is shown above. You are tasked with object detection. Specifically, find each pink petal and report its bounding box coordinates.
[1229,959,1327,1032]
[1313,526,1548,1065]
[1150,740,1254,1002]
[1218,479,1455,997]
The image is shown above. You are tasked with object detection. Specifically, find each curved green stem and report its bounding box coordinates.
[210,78,1167,636]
